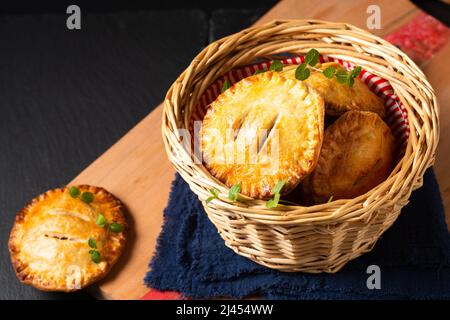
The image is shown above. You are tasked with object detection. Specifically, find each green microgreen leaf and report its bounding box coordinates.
[335,69,348,84]
[109,222,124,233]
[68,186,81,198]
[266,193,281,208]
[297,48,361,87]
[322,66,336,78]
[350,66,362,78]
[89,250,101,264]
[228,183,241,202]
[210,188,219,198]
[80,191,94,204]
[88,237,97,249]
[295,63,311,81]
[221,80,231,93]
[206,188,219,203]
[269,60,283,72]
[328,195,334,203]
[297,62,307,71]
[96,213,107,228]
[347,76,355,87]
[273,180,286,194]
[265,179,286,209]
[305,49,320,66]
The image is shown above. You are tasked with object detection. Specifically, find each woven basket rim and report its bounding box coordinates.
[162,19,439,226]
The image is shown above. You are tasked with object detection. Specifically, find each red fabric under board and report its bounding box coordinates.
[141,289,181,300]
[385,13,449,64]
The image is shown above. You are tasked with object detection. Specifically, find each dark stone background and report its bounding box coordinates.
[0,2,276,300]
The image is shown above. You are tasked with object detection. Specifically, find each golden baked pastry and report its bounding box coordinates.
[281,62,385,118]
[201,71,325,199]
[9,185,127,292]
[302,110,394,203]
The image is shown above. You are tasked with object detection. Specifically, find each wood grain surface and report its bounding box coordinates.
[70,0,449,299]
[424,44,450,228]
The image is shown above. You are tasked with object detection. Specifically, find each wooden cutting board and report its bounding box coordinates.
[71,0,450,299]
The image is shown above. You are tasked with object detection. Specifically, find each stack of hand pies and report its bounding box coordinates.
[201,62,395,204]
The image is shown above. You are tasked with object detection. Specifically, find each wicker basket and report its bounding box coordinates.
[162,20,439,273]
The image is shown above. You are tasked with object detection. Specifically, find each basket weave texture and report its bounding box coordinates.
[162,20,439,272]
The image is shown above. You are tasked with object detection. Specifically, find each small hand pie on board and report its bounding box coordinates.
[201,71,325,199]
[8,185,127,292]
[281,62,385,118]
[302,110,394,203]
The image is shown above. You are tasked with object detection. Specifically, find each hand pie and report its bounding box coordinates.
[9,185,127,291]
[201,71,325,199]
[302,111,394,203]
[281,62,385,118]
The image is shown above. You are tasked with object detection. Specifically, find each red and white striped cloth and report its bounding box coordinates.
[189,54,410,159]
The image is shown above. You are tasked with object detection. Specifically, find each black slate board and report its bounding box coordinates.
[0,5,274,300]
[0,9,208,300]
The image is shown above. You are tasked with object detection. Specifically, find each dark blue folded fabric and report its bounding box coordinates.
[145,169,450,299]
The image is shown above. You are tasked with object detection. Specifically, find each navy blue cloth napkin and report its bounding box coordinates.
[145,169,450,299]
